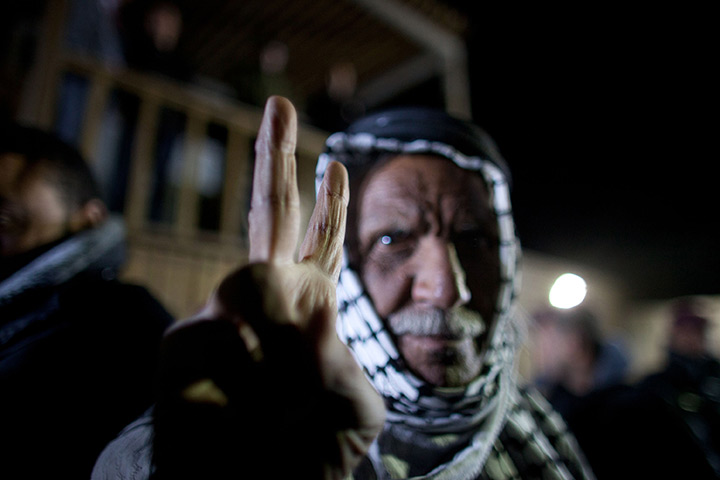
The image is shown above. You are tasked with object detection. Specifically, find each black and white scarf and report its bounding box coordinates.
[0,217,125,347]
[315,111,592,479]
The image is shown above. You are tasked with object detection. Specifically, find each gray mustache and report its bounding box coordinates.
[387,307,486,338]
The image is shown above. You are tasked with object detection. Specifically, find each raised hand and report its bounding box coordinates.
[153,97,384,480]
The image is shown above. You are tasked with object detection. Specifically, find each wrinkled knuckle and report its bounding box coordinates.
[323,186,348,205]
[256,191,298,208]
[309,220,342,239]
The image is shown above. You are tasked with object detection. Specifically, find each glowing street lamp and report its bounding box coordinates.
[549,273,587,309]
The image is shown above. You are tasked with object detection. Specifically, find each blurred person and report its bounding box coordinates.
[255,40,298,106]
[233,39,304,110]
[119,0,191,81]
[639,299,720,476]
[64,0,126,68]
[55,0,136,210]
[0,123,172,478]
[532,307,630,417]
[115,0,192,216]
[55,0,127,145]
[306,61,365,132]
[94,97,592,479]
[529,302,719,478]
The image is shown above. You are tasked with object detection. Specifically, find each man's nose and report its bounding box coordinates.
[411,237,471,309]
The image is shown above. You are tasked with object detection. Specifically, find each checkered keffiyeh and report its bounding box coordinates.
[314,111,593,479]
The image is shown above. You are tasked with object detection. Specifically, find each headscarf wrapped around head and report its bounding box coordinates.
[314,107,522,470]
[314,108,595,480]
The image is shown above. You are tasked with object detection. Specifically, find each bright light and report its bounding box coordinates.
[549,273,587,309]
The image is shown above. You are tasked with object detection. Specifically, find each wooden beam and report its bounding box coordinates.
[442,52,472,120]
[350,0,471,119]
[79,70,112,162]
[176,115,208,235]
[356,53,438,108]
[351,0,463,57]
[125,96,161,230]
[16,0,68,128]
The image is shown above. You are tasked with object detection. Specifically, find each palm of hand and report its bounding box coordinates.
[155,97,384,480]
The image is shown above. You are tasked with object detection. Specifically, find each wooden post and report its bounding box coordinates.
[80,71,112,162]
[125,96,161,231]
[16,0,68,128]
[442,51,472,120]
[350,0,472,119]
[175,114,207,236]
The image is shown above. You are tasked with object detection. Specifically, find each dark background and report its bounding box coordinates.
[2,2,715,301]
[449,4,716,300]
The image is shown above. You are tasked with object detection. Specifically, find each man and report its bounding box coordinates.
[315,103,591,479]
[637,300,720,477]
[93,97,591,479]
[0,123,172,478]
[532,307,629,416]
[527,303,719,479]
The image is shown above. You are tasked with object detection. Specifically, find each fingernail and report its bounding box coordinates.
[263,96,296,154]
[325,161,349,203]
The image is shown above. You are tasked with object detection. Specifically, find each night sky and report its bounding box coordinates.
[457,5,716,300]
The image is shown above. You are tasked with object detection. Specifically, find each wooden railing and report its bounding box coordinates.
[58,54,328,317]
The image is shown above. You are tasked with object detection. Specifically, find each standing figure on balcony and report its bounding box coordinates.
[0,123,173,479]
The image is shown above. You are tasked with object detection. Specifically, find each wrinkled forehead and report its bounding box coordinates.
[316,133,510,206]
[315,132,514,251]
[356,153,493,222]
[341,157,505,269]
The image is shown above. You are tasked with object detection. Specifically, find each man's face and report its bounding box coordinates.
[356,154,501,387]
[0,153,71,257]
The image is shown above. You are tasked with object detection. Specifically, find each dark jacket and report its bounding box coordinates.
[0,219,172,479]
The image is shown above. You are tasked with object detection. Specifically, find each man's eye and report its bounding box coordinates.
[376,231,411,247]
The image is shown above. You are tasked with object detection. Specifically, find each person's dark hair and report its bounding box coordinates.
[0,122,102,211]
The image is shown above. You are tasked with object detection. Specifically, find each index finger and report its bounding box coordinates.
[248,96,300,264]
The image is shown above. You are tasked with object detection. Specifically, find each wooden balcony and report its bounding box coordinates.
[56,54,328,317]
[13,0,470,318]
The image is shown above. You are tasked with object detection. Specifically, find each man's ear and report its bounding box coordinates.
[68,198,109,232]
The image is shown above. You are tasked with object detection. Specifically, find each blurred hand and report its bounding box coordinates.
[154,96,384,480]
